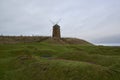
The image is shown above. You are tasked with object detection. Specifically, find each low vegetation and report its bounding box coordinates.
[0,37,120,80]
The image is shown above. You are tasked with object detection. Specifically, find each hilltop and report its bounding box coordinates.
[0,36,92,45]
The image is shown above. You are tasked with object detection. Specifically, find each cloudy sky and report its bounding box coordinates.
[0,0,120,45]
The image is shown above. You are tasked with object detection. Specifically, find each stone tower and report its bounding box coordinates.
[52,24,61,39]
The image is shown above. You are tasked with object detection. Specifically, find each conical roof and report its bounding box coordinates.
[53,24,60,28]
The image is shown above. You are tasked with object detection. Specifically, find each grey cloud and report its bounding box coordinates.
[0,0,120,46]
[92,34,120,44]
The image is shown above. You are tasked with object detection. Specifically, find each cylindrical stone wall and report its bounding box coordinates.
[52,24,61,38]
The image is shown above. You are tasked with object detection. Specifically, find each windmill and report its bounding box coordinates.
[49,19,61,39]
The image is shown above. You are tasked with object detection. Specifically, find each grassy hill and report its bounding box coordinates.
[0,36,120,80]
[0,36,92,45]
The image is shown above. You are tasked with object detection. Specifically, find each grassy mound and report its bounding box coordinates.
[0,36,92,45]
[0,42,120,80]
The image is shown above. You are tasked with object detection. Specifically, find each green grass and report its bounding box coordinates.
[0,42,120,80]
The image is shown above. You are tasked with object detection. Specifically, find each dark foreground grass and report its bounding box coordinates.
[0,42,120,80]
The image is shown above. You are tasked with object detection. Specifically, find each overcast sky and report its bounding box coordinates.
[0,0,120,45]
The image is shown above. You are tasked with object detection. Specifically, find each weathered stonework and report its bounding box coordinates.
[52,24,61,39]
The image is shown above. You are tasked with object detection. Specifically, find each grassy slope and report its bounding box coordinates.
[0,42,120,80]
